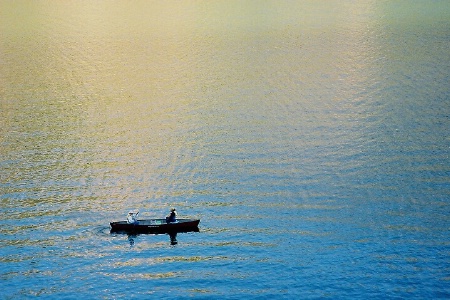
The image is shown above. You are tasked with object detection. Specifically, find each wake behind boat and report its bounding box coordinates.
[110,218,200,234]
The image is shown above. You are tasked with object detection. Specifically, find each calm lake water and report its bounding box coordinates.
[1,1,449,299]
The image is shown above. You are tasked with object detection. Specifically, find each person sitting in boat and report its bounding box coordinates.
[166,208,177,223]
[127,211,139,224]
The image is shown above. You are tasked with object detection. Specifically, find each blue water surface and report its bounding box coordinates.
[1,1,449,299]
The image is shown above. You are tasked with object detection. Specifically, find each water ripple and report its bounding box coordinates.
[1,1,450,299]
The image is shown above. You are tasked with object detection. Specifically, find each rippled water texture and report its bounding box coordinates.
[1,1,449,299]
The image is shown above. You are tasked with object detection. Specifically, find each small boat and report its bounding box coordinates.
[110,218,200,234]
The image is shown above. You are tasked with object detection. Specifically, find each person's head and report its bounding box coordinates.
[171,208,176,212]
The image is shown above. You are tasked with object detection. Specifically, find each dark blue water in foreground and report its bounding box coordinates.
[1,1,449,299]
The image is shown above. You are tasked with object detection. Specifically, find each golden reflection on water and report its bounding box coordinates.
[1,0,382,159]
[109,271,177,280]
[1,0,445,221]
[113,255,230,267]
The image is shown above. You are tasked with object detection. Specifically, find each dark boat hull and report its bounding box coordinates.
[110,218,200,234]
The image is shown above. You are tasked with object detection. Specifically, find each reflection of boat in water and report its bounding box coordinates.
[110,218,200,234]
[126,232,180,246]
